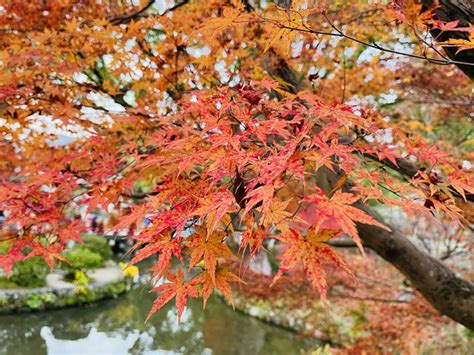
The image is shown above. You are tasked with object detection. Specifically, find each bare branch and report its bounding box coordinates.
[255,11,474,69]
[110,0,190,25]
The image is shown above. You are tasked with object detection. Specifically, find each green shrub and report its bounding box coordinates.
[25,293,43,309]
[0,243,49,288]
[81,235,112,260]
[73,270,90,286]
[10,257,49,288]
[63,248,103,271]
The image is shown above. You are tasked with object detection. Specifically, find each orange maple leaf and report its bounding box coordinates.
[147,269,199,322]
[188,228,237,285]
[131,232,183,280]
[195,265,244,308]
[271,228,352,298]
[307,190,391,253]
[193,189,236,235]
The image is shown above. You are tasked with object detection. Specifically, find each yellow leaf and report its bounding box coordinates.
[264,28,285,53]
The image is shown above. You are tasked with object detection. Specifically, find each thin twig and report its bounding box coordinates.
[252,14,474,68]
[110,0,190,25]
[111,0,156,25]
[341,51,347,103]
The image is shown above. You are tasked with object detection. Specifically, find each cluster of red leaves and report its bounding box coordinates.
[0,0,472,322]
[1,83,473,319]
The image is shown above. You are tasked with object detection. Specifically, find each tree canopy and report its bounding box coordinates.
[0,0,473,328]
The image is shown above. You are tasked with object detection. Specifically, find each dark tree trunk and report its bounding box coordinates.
[357,0,474,328]
[356,205,474,330]
[315,167,474,329]
[422,0,474,79]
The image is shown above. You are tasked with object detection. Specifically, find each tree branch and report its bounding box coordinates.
[314,164,474,329]
[321,12,474,68]
[260,13,474,69]
[110,0,190,25]
[356,204,474,329]
[360,152,474,202]
[327,236,358,248]
[421,0,474,80]
[111,0,155,25]
[241,0,255,12]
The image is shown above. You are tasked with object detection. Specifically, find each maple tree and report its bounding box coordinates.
[0,0,473,330]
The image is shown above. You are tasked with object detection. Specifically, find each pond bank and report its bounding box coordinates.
[229,286,355,346]
[225,265,473,353]
[0,262,133,313]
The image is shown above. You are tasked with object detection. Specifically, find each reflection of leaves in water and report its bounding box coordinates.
[0,286,315,354]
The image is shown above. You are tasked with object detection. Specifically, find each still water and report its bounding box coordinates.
[0,285,315,355]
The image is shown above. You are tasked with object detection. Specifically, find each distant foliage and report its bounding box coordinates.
[81,235,113,260]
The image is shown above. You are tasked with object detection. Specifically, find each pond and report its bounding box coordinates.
[0,285,316,354]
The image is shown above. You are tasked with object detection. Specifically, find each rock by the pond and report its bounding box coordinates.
[45,274,75,290]
[89,265,125,287]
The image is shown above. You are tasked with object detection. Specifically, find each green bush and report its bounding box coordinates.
[10,257,49,288]
[0,243,49,288]
[81,235,112,260]
[25,293,43,309]
[73,270,90,286]
[63,248,103,271]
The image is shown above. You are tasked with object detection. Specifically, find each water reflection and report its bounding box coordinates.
[40,326,142,355]
[0,286,315,354]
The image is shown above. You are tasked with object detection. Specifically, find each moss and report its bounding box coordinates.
[229,290,367,346]
[274,299,285,309]
[310,344,333,355]
[25,293,43,309]
[103,280,128,297]
[75,286,89,297]
[62,248,103,271]
[41,292,57,304]
[344,306,369,340]
[10,257,49,288]
[254,299,272,311]
[64,296,77,306]
[464,327,474,338]
[0,278,21,289]
[81,235,112,260]
[73,270,90,286]
[0,279,131,314]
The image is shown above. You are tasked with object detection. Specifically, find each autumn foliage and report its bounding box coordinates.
[0,0,473,323]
